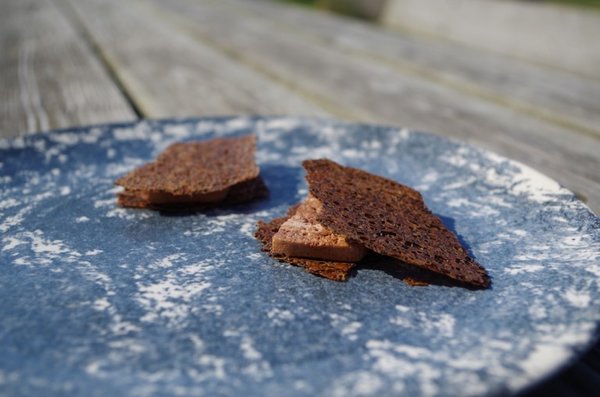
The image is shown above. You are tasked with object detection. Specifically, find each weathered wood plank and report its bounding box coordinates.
[231,0,600,139]
[64,0,327,119]
[145,0,600,213]
[0,0,135,138]
[382,0,600,81]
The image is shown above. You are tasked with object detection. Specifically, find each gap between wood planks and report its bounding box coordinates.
[61,0,332,119]
[54,0,144,118]
[58,0,600,142]
[0,0,136,137]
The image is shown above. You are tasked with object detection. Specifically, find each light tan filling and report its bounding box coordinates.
[272,196,366,262]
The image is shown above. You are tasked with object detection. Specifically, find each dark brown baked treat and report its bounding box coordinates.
[255,214,355,282]
[303,159,490,288]
[272,196,367,262]
[115,135,267,209]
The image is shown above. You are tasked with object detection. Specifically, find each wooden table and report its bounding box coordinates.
[1,0,599,395]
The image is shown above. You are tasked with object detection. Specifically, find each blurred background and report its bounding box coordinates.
[282,0,600,79]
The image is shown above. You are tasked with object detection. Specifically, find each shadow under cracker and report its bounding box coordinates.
[358,253,487,290]
[436,214,476,259]
[256,164,304,208]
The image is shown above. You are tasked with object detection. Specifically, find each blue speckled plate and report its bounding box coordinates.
[1,117,599,397]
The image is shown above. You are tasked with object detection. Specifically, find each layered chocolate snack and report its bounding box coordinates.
[256,159,490,288]
[115,135,268,209]
[255,209,356,282]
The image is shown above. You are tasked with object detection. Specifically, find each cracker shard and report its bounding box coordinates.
[115,135,267,209]
[303,159,490,288]
[272,196,366,262]
[255,209,355,282]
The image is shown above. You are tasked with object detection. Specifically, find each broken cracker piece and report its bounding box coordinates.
[255,214,355,282]
[115,135,267,209]
[272,196,366,262]
[303,159,490,288]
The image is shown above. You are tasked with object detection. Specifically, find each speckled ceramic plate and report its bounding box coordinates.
[1,117,599,397]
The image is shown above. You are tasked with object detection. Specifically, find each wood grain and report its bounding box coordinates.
[233,0,600,139]
[382,0,600,81]
[65,0,327,119]
[144,0,600,214]
[0,0,135,138]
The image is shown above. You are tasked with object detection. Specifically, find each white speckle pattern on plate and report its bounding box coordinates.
[0,117,599,397]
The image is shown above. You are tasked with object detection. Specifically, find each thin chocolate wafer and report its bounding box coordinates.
[115,135,267,209]
[303,159,490,288]
[271,196,367,262]
[255,215,355,282]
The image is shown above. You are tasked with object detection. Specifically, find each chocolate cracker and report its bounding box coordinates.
[255,214,355,282]
[115,135,267,209]
[303,159,490,288]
